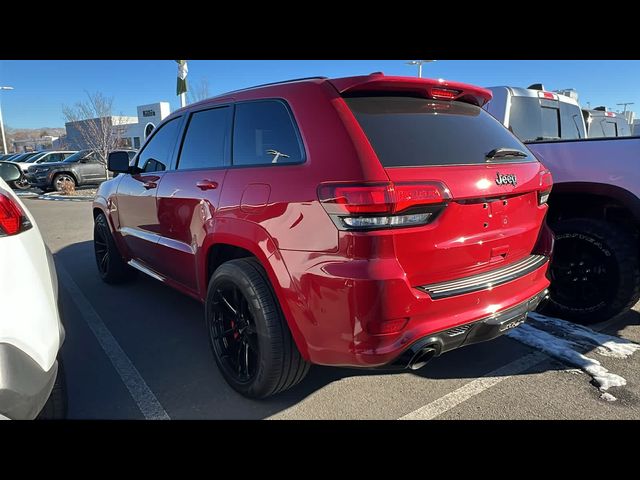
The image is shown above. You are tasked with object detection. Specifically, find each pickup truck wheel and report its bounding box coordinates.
[206,258,309,398]
[541,218,640,324]
[37,360,67,420]
[93,213,136,284]
[53,173,75,192]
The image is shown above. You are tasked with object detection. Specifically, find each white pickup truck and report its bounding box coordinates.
[485,84,640,324]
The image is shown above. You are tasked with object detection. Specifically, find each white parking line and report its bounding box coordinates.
[399,352,548,420]
[57,264,170,420]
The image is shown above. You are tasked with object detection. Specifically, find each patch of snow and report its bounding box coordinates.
[506,323,627,391]
[564,369,583,375]
[529,312,640,359]
[600,392,617,402]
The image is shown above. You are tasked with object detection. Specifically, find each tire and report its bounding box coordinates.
[37,360,67,420]
[11,177,31,190]
[93,212,136,284]
[53,173,75,192]
[206,258,309,398]
[540,218,640,324]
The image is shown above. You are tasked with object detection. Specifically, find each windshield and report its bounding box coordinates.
[25,152,46,163]
[64,150,91,162]
[345,96,536,167]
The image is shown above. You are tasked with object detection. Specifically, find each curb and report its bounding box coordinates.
[15,192,40,199]
[37,193,95,202]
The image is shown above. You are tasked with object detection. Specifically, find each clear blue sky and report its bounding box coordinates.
[1,60,639,129]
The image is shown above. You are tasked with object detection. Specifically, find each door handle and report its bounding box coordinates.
[196,180,218,191]
[143,181,157,190]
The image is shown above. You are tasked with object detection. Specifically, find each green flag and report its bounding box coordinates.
[176,60,188,96]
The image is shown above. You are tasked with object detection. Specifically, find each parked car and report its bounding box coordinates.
[95,74,553,398]
[12,151,78,190]
[10,152,43,163]
[18,151,78,172]
[25,149,132,192]
[583,107,632,138]
[0,161,67,419]
[0,154,17,161]
[4,152,44,190]
[485,83,640,323]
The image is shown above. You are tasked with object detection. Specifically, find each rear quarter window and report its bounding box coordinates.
[232,100,304,166]
[345,96,535,167]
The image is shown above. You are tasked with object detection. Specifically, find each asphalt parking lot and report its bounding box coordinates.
[24,198,640,419]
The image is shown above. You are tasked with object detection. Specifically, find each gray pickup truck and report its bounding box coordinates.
[25,149,136,191]
[485,84,640,324]
[583,107,632,138]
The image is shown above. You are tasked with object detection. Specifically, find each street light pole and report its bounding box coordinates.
[0,86,14,155]
[616,102,634,114]
[406,60,436,78]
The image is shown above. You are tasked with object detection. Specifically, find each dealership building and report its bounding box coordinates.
[64,101,171,150]
[122,102,171,148]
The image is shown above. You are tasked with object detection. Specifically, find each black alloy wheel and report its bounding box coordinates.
[209,282,259,383]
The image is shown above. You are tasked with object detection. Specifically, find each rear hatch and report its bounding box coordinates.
[342,92,550,287]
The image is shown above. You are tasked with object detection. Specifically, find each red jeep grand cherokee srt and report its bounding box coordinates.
[94,73,553,398]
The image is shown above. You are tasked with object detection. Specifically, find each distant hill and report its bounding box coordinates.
[1,127,67,153]
[6,127,66,138]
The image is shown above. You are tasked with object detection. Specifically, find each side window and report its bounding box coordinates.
[137,117,181,173]
[48,153,63,163]
[232,100,303,166]
[177,106,230,170]
[86,152,100,163]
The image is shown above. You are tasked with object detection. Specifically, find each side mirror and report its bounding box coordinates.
[0,161,22,183]
[108,151,131,173]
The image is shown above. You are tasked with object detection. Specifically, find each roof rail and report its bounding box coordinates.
[527,83,545,90]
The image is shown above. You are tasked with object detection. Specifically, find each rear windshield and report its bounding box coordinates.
[508,96,586,142]
[587,116,631,138]
[345,96,536,167]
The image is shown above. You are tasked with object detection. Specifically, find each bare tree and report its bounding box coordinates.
[188,78,210,104]
[62,91,128,175]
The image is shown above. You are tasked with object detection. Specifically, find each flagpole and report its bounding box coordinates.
[176,60,188,108]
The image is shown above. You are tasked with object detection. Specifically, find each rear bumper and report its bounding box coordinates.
[388,288,548,369]
[278,250,551,368]
[0,344,58,420]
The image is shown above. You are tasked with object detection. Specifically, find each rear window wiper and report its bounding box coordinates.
[485,147,529,161]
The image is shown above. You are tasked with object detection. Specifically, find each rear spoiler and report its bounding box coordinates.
[329,73,493,107]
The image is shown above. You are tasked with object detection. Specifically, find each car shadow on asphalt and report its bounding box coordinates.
[54,240,640,419]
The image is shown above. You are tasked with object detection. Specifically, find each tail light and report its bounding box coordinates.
[538,91,558,101]
[430,87,461,100]
[318,181,450,231]
[0,192,32,236]
[538,170,553,205]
